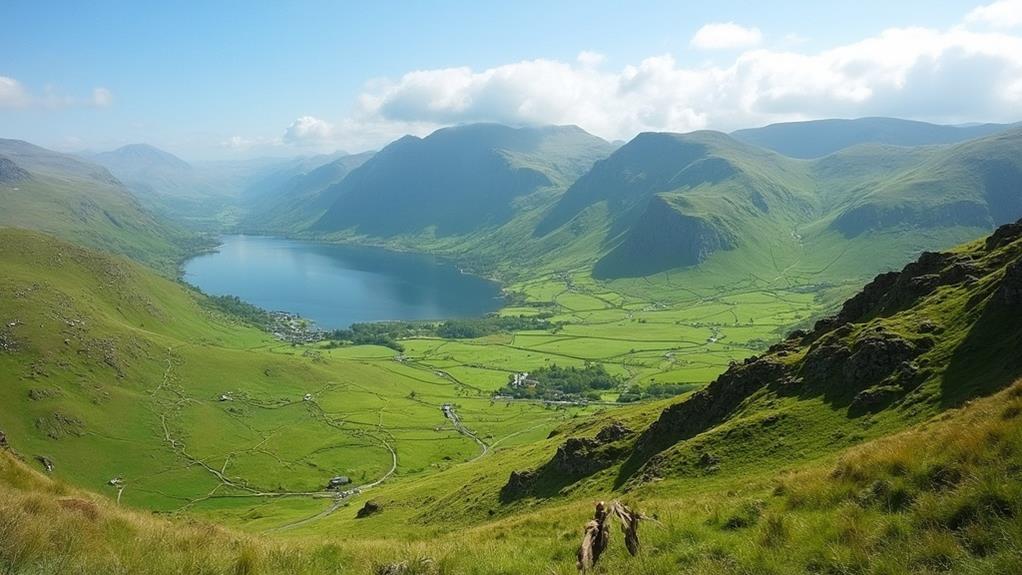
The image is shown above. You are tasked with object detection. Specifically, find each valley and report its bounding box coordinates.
[1,114,1021,574]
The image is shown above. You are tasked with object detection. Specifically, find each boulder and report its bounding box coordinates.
[356,500,382,518]
[36,455,54,473]
[0,430,7,448]
[595,422,633,443]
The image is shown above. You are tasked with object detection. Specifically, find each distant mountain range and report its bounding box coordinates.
[0,139,203,273]
[731,117,1016,159]
[312,123,615,236]
[7,115,1021,285]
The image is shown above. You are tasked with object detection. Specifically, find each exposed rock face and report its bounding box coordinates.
[500,470,537,501]
[551,423,634,476]
[998,260,1022,305]
[635,356,788,455]
[356,500,382,518]
[985,219,1022,250]
[0,156,29,184]
[595,422,632,443]
[842,330,918,385]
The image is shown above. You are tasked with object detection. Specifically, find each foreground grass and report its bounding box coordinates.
[2,381,1020,574]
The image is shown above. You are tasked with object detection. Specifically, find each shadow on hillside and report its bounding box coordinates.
[941,291,1022,408]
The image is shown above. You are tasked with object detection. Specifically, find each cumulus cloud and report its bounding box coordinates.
[271,4,1022,153]
[690,22,763,50]
[282,115,335,144]
[966,0,1022,28]
[335,14,1022,145]
[0,76,30,108]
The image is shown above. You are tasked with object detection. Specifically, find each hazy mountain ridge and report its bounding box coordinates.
[732,116,1017,159]
[0,139,202,273]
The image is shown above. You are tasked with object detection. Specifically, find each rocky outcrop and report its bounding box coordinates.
[986,220,1022,250]
[842,329,919,385]
[635,356,788,456]
[0,156,29,184]
[550,423,635,476]
[500,470,537,501]
[500,422,635,500]
[998,260,1022,305]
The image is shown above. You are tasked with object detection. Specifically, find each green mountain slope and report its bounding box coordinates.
[534,127,1022,282]
[242,151,374,230]
[831,128,1022,236]
[733,117,1015,159]
[313,124,614,236]
[0,139,203,273]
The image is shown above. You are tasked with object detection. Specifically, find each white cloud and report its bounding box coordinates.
[0,76,30,108]
[966,0,1022,28]
[282,115,335,144]
[690,22,763,50]
[334,15,1022,145]
[90,87,113,107]
[577,50,605,67]
[0,76,114,109]
[266,4,1022,154]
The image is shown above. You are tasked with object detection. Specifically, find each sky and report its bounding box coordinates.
[2,0,1022,160]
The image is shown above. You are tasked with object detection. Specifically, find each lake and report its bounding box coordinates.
[183,235,504,329]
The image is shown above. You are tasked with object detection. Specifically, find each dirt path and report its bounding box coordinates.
[443,403,489,460]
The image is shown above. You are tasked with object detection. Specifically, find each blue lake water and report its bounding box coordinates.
[183,235,503,329]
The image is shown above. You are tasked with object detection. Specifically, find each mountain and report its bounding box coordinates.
[830,128,1022,236]
[312,124,615,237]
[732,117,1014,159]
[536,131,814,277]
[533,127,1022,280]
[241,151,374,230]
[0,139,202,273]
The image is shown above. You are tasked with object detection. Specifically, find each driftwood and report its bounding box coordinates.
[577,500,655,572]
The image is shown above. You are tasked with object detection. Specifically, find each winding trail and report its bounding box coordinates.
[442,403,489,460]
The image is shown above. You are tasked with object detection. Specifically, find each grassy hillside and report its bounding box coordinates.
[0,219,1020,574]
[732,117,1015,159]
[0,139,205,274]
[0,228,602,517]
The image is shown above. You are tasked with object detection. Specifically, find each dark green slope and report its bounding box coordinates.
[534,126,1022,280]
[0,139,202,274]
[537,130,815,278]
[733,117,1015,159]
[313,123,614,237]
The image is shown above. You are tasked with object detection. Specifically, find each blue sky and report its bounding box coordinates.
[2,0,1019,160]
